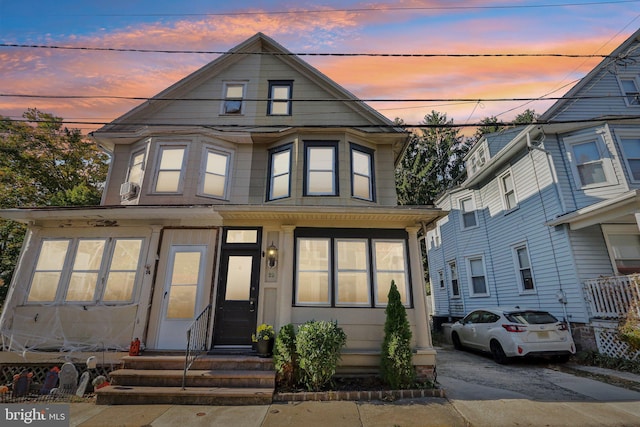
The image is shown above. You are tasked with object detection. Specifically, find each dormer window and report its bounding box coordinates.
[268,80,293,115]
[221,82,246,115]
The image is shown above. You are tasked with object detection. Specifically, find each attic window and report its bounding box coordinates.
[222,82,246,115]
[620,77,640,106]
[268,80,293,115]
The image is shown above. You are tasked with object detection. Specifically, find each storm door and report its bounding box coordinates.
[212,229,261,348]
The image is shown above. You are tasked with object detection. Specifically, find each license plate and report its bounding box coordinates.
[536,331,550,339]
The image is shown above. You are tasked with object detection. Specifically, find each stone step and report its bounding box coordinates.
[110,368,276,388]
[95,385,273,406]
[121,355,273,371]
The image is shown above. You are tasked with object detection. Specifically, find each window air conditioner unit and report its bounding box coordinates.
[120,182,139,200]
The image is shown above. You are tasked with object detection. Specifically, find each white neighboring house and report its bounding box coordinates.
[427,28,640,356]
[0,33,445,376]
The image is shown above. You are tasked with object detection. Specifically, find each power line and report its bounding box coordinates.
[0,43,617,58]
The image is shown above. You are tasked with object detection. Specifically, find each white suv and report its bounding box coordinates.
[450,307,575,364]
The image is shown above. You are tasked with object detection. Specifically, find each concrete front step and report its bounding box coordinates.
[110,368,276,388]
[121,355,274,371]
[95,385,274,405]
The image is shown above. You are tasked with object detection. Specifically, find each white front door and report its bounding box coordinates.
[156,245,207,349]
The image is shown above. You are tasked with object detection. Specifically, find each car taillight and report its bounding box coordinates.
[502,324,526,333]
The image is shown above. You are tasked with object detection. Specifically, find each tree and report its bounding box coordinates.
[395,111,470,205]
[0,109,109,305]
[381,281,415,389]
[472,109,539,145]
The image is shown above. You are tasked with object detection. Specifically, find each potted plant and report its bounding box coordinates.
[253,323,275,357]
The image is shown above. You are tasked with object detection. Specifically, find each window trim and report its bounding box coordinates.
[220,81,247,115]
[153,143,188,194]
[267,80,293,116]
[617,75,640,107]
[448,260,460,298]
[563,132,617,190]
[512,242,536,294]
[267,143,293,201]
[294,228,411,308]
[303,141,339,196]
[26,237,145,305]
[465,255,489,297]
[459,195,478,230]
[349,143,375,201]
[197,146,233,200]
[126,149,146,185]
[498,169,518,212]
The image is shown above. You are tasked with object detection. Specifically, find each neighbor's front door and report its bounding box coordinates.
[212,230,261,348]
[156,245,207,349]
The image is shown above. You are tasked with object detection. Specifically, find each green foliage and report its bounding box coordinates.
[0,109,109,307]
[381,281,415,389]
[574,351,640,375]
[395,111,470,205]
[273,323,298,388]
[296,320,347,391]
[618,300,640,351]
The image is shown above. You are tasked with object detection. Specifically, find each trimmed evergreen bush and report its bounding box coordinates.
[381,280,416,389]
[273,323,298,388]
[296,320,347,391]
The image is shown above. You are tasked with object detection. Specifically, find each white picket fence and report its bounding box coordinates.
[583,275,640,319]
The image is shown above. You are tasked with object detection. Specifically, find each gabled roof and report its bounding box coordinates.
[540,27,640,122]
[92,32,401,135]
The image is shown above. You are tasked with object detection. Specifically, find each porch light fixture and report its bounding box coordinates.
[266,242,278,269]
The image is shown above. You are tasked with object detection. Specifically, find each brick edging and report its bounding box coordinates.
[273,388,445,402]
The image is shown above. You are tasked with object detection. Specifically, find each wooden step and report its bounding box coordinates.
[95,385,273,405]
[121,355,273,371]
[110,368,276,388]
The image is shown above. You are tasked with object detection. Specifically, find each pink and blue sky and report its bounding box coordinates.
[1,1,639,133]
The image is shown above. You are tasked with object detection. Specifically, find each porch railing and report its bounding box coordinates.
[583,275,640,319]
[182,304,212,390]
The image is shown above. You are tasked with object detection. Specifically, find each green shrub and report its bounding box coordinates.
[273,323,298,388]
[296,320,347,391]
[618,300,640,351]
[381,280,416,389]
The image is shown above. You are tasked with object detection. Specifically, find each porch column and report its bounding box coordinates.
[406,226,432,348]
[277,225,296,329]
[635,213,640,232]
[133,225,163,346]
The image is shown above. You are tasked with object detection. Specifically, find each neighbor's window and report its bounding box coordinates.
[499,171,517,211]
[448,260,460,297]
[27,238,144,304]
[574,141,606,186]
[619,137,640,181]
[155,146,186,193]
[295,230,410,308]
[467,256,488,296]
[620,77,640,106]
[268,144,292,200]
[350,144,374,201]
[438,270,444,289]
[460,196,478,229]
[127,150,146,185]
[305,142,338,196]
[221,82,246,115]
[608,234,640,275]
[200,148,230,199]
[513,244,535,293]
[268,81,293,115]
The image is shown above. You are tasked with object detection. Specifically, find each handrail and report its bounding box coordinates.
[182,304,212,390]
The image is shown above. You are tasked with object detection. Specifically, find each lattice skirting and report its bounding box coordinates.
[592,321,640,361]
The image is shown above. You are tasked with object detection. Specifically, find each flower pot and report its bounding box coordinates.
[256,338,274,357]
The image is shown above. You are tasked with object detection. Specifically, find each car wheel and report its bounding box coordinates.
[490,340,509,364]
[451,332,463,350]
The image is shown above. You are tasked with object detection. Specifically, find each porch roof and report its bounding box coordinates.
[546,189,640,230]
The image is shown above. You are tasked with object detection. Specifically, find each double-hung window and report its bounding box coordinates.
[350,144,374,201]
[267,144,292,200]
[448,260,460,297]
[564,132,616,189]
[304,142,338,196]
[200,148,231,199]
[221,82,246,115]
[268,80,293,115]
[154,145,186,193]
[617,133,640,182]
[459,196,477,229]
[513,244,535,293]
[27,238,143,304]
[499,171,517,211]
[127,150,145,185]
[467,256,488,297]
[295,230,410,308]
[619,76,640,106]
